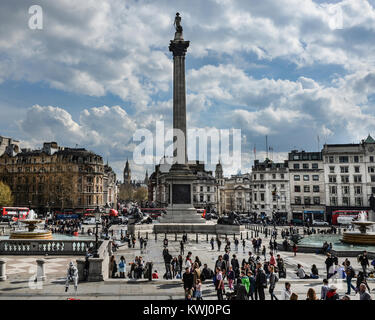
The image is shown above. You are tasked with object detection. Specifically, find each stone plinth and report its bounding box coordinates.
[154,222,244,235]
[0,259,6,281]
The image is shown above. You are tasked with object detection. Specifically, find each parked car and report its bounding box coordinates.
[312,220,329,226]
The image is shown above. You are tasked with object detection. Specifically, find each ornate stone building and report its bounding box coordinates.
[103,164,118,209]
[0,136,20,157]
[148,159,219,210]
[0,142,105,212]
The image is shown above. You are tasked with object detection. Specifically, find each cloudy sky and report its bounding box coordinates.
[0,0,375,180]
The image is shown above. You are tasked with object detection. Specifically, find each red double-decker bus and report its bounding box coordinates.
[1,207,29,221]
[332,210,368,225]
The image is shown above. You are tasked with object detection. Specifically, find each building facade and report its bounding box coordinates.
[322,135,375,222]
[287,150,326,224]
[251,159,290,221]
[0,142,105,211]
[103,164,118,209]
[219,173,251,214]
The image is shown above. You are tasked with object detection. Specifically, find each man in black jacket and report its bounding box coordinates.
[201,263,213,281]
[255,262,267,300]
[231,254,240,278]
[325,253,334,279]
[359,251,370,277]
[214,255,226,272]
[182,267,194,299]
[163,249,173,278]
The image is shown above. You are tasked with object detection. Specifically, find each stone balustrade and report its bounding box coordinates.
[0,239,100,255]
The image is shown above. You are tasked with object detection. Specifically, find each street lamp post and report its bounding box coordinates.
[94,206,101,258]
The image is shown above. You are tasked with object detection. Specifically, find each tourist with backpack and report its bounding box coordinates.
[358,251,369,277]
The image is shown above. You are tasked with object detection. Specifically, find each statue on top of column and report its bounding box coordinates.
[174,12,183,33]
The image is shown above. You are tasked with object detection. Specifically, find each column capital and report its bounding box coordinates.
[169,40,190,57]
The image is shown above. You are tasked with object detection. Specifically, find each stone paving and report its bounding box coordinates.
[0,225,374,300]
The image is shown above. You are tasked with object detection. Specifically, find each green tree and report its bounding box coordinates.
[133,187,148,202]
[0,181,13,207]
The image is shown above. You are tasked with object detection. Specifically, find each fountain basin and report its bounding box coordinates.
[10,219,52,240]
[341,231,375,245]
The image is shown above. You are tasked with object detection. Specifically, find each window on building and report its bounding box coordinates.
[353,175,362,183]
[207,186,210,192]
[371,175,375,183]
[294,186,301,192]
[295,196,301,204]
[200,194,204,202]
[340,166,349,173]
[354,166,360,173]
[339,156,349,163]
[253,193,257,201]
[303,163,309,169]
[260,184,265,189]
[341,175,349,183]
[343,197,350,206]
[260,174,264,180]
[200,186,203,192]
[355,197,363,206]
[313,197,320,205]
[294,175,300,181]
[207,195,211,202]
[303,175,309,181]
[329,185,337,194]
[372,187,375,195]
[329,175,336,183]
[272,174,276,179]
[312,163,318,169]
[293,163,300,169]
[369,167,375,173]
[304,186,310,192]
[280,174,284,179]
[253,174,256,180]
[342,185,350,195]
[281,184,285,189]
[312,175,319,181]
[354,186,362,195]
[304,197,311,205]
[260,193,265,201]
[313,185,320,193]
[329,166,335,173]
[371,156,374,163]
[329,156,334,163]
[330,197,337,205]
[354,156,359,163]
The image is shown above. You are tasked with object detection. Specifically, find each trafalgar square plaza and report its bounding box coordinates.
[0,1,375,313]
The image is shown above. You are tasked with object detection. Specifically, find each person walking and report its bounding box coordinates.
[240,271,250,297]
[180,240,185,256]
[325,253,334,279]
[119,256,126,278]
[234,238,239,252]
[231,254,240,278]
[215,267,224,300]
[344,261,357,295]
[109,255,117,278]
[358,251,369,277]
[182,267,194,300]
[261,245,266,260]
[292,243,297,256]
[210,237,215,250]
[217,238,222,252]
[195,279,203,300]
[268,266,278,300]
[320,279,329,300]
[242,239,246,253]
[65,261,79,293]
[254,262,267,300]
[227,266,235,291]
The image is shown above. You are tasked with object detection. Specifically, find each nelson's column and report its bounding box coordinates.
[155,13,206,230]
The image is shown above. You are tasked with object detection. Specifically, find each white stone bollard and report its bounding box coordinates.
[36,259,47,281]
[0,259,7,281]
